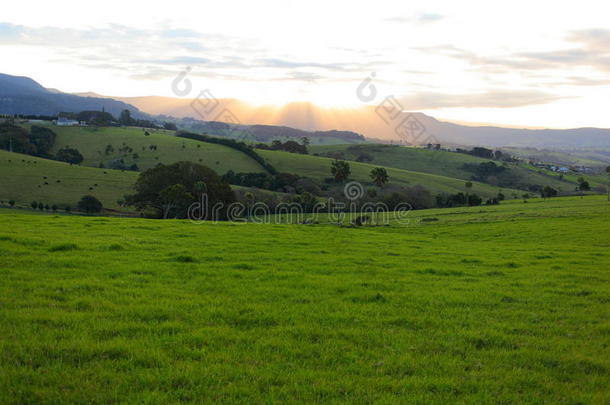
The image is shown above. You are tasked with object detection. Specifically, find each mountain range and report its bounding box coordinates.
[2,73,610,149]
[0,73,146,119]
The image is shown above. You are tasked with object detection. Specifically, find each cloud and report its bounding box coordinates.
[397,89,563,109]
[255,58,350,71]
[421,29,610,73]
[385,12,444,24]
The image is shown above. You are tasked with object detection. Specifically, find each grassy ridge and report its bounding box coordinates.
[0,150,137,211]
[309,144,607,191]
[0,196,608,403]
[38,124,266,174]
[259,149,523,198]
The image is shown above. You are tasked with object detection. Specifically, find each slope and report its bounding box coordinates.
[258,149,523,198]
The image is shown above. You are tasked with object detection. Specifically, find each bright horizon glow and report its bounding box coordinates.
[2,0,610,128]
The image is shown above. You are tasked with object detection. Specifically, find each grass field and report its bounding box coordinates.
[309,144,606,192]
[259,149,524,198]
[30,123,266,174]
[0,150,137,211]
[1,196,608,403]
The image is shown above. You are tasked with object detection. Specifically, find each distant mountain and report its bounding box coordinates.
[0,73,146,118]
[114,95,610,149]
[3,73,610,149]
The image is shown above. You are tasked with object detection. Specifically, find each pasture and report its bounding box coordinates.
[1,196,608,403]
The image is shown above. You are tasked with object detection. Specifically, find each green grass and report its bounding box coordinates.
[309,144,604,192]
[259,149,523,198]
[0,150,137,211]
[32,123,266,174]
[1,196,609,403]
[503,147,610,167]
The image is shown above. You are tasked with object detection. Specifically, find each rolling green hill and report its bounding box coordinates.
[29,123,267,174]
[309,144,607,192]
[258,149,523,198]
[0,150,137,212]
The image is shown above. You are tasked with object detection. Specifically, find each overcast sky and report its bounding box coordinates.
[2,0,610,128]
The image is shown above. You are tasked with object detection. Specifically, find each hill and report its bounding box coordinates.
[0,149,137,211]
[1,196,608,403]
[309,144,607,193]
[257,149,523,198]
[109,93,610,149]
[0,73,146,118]
[180,121,366,145]
[5,73,610,149]
[31,123,267,174]
[12,122,520,198]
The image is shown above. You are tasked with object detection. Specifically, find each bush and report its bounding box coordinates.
[78,195,103,214]
[56,148,84,164]
[436,192,483,208]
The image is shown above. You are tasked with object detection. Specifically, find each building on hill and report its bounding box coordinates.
[54,117,85,126]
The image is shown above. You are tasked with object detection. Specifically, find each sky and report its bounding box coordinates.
[2,0,610,128]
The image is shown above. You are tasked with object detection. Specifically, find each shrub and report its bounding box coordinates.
[55,148,84,164]
[78,195,103,214]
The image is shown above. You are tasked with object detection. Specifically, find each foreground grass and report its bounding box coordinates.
[1,197,609,404]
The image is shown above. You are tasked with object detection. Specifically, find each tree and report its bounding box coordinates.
[163,122,178,131]
[0,123,34,154]
[78,195,103,214]
[8,200,15,207]
[37,202,44,210]
[55,148,84,164]
[541,186,558,199]
[29,126,56,157]
[370,167,389,188]
[51,204,58,212]
[119,109,134,126]
[607,166,610,201]
[331,160,351,182]
[465,181,473,189]
[159,184,193,219]
[577,177,590,197]
[31,201,38,209]
[123,161,235,220]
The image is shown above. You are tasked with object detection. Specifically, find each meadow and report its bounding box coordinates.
[37,124,266,174]
[310,144,607,191]
[1,196,608,404]
[258,149,519,198]
[0,150,137,211]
